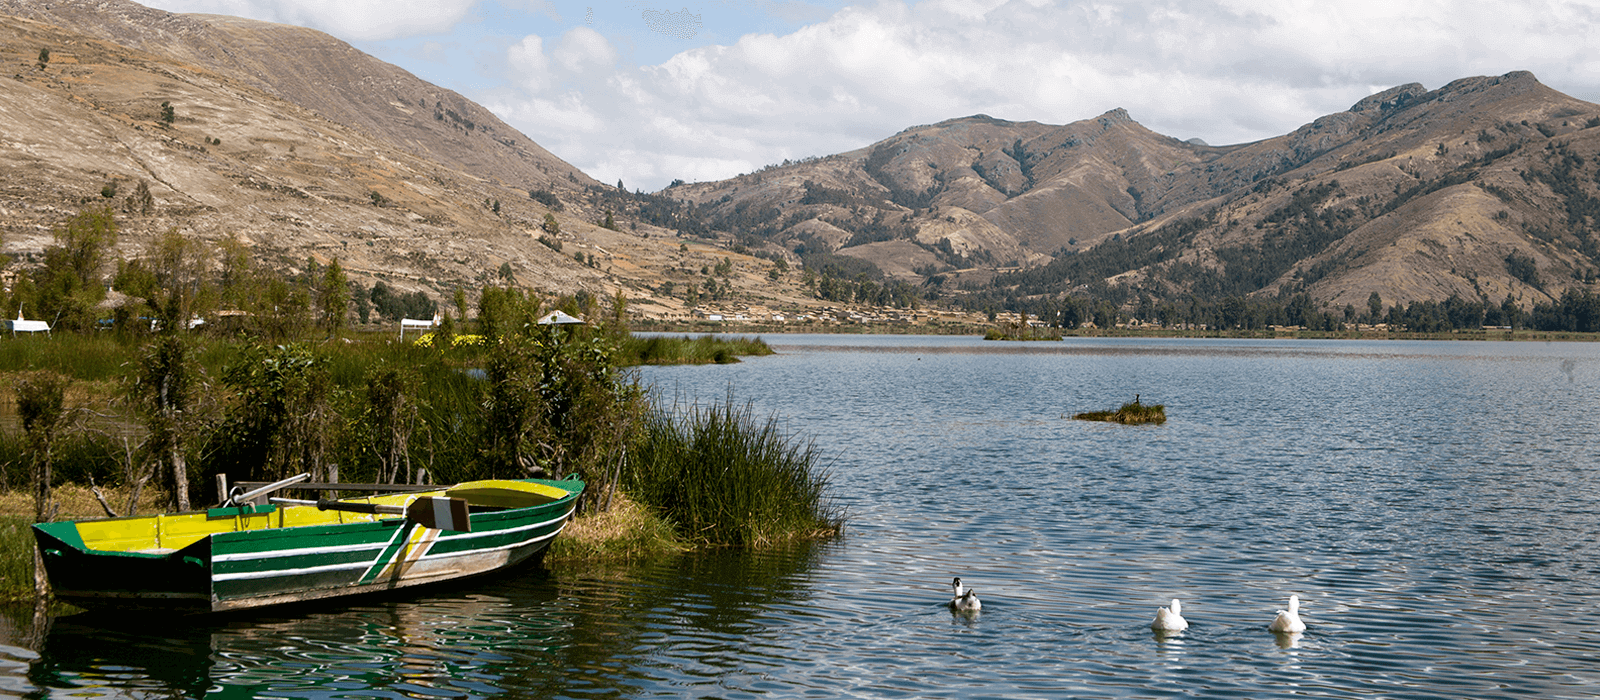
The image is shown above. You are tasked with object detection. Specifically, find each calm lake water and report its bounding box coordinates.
[4,335,1600,698]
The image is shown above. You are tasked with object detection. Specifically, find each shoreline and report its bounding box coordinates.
[630,322,1600,342]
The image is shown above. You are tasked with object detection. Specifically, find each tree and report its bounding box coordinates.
[159,101,175,125]
[147,228,213,333]
[315,258,349,333]
[1367,292,1383,323]
[542,213,560,236]
[124,179,153,215]
[132,337,195,511]
[37,208,116,329]
[48,207,118,288]
[454,287,469,322]
[16,371,68,596]
[220,344,335,483]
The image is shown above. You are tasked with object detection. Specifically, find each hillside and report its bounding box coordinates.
[0,0,822,322]
[3,0,1598,329]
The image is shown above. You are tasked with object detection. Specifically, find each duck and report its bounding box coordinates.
[948,578,981,612]
[1151,598,1188,632]
[1269,594,1307,633]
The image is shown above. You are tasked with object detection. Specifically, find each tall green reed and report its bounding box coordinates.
[628,397,840,547]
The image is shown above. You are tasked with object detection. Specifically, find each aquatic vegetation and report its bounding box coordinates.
[628,397,841,547]
[1073,399,1166,424]
[619,334,772,365]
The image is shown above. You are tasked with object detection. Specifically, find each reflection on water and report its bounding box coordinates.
[15,544,826,698]
[5,336,1600,698]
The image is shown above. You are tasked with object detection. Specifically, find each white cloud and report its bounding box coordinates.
[552,27,619,73]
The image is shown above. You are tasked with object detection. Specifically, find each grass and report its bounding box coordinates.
[545,492,689,561]
[619,334,773,365]
[628,397,841,547]
[1074,400,1167,425]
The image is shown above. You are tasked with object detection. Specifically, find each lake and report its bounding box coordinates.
[4,335,1599,698]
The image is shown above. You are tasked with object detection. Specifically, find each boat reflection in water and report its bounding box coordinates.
[14,543,827,698]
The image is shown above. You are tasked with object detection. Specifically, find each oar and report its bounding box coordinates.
[269,496,472,532]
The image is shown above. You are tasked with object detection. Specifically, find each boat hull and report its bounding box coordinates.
[33,477,583,612]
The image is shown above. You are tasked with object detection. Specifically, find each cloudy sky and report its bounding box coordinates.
[140,0,1600,192]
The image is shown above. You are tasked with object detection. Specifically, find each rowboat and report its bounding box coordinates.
[31,476,584,612]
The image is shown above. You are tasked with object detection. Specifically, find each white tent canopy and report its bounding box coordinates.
[536,311,585,325]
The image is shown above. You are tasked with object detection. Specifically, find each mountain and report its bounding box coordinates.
[4,0,1598,326]
[0,0,694,315]
[672,71,1600,315]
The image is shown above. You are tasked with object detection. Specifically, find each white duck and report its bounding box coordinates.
[1269,594,1307,633]
[1151,598,1188,632]
[948,578,981,612]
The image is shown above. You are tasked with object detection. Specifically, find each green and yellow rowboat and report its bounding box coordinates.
[32,476,583,612]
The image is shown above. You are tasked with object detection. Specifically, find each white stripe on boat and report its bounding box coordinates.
[212,510,572,582]
[211,507,575,564]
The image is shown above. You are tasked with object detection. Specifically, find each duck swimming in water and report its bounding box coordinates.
[1151,598,1188,632]
[1269,594,1306,633]
[949,578,981,612]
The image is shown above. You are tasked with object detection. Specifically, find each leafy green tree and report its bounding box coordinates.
[217,344,335,483]
[36,208,116,329]
[543,213,560,235]
[315,258,349,333]
[454,287,469,322]
[159,101,175,125]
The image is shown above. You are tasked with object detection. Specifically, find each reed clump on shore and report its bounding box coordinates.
[627,398,841,548]
[1074,399,1167,425]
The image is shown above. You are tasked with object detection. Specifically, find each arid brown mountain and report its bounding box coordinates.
[675,72,1600,314]
[0,0,801,321]
[4,0,1599,325]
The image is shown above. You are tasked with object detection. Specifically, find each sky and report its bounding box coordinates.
[138,0,1600,192]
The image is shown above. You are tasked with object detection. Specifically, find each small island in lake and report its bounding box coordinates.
[1073,396,1166,424]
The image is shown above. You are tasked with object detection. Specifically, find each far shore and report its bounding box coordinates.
[629,321,1600,342]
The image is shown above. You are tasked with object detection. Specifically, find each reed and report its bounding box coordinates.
[0,333,136,382]
[628,397,841,547]
[1074,400,1167,425]
[619,334,772,365]
[0,517,34,601]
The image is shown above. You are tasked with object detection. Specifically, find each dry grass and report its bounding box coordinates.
[546,492,689,562]
[0,484,170,520]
